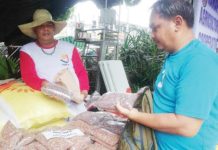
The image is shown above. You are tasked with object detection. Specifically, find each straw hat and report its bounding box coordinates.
[18,9,67,39]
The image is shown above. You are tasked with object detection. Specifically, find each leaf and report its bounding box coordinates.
[119,28,166,91]
[0,53,19,80]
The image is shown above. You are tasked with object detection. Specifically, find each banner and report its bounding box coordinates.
[193,0,218,52]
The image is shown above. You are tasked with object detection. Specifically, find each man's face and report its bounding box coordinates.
[34,22,55,42]
[149,12,176,52]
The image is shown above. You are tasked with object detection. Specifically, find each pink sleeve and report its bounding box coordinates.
[20,51,45,91]
[72,47,90,91]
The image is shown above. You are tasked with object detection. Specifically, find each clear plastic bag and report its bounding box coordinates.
[41,82,75,103]
[87,87,146,113]
[89,92,140,112]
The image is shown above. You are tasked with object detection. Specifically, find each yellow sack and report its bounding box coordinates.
[0,81,70,130]
[29,119,67,132]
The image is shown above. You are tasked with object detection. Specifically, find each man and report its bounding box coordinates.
[116,0,218,149]
[18,9,89,99]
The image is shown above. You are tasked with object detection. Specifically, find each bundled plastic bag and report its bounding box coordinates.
[73,111,126,134]
[42,69,85,104]
[87,88,145,113]
[41,82,76,104]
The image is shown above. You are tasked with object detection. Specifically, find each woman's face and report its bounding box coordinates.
[34,21,55,43]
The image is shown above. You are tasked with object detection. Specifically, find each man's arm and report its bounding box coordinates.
[116,103,203,137]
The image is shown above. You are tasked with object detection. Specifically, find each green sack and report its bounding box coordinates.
[118,87,158,150]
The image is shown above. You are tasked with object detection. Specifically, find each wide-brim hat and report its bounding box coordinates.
[18,9,67,39]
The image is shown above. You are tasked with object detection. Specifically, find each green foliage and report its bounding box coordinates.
[59,36,86,51]
[0,53,19,80]
[119,28,165,92]
[56,7,74,21]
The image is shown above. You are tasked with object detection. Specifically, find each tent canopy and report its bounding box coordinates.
[0,0,121,45]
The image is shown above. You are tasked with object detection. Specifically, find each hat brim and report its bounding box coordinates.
[18,20,67,39]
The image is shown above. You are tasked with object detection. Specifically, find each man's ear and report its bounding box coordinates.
[173,15,183,32]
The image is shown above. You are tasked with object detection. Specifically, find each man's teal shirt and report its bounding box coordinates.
[153,39,218,150]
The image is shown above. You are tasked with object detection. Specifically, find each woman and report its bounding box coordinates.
[18,9,89,99]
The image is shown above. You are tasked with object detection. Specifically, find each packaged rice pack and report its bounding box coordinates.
[41,69,85,104]
[87,87,147,114]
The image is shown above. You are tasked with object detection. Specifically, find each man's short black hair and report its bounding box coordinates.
[152,0,194,28]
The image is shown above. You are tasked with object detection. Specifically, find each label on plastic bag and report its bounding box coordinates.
[42,129,84,139]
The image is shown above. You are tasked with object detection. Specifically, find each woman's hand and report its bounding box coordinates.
[41,81,49,88]
[81,90,88,98]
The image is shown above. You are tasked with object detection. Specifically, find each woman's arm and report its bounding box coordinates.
[20,51,46,90]
[72,47,90,93]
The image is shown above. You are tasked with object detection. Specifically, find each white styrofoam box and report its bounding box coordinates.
[99,60,130,93]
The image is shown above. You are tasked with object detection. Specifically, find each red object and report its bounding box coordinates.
[126,87,132,93]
